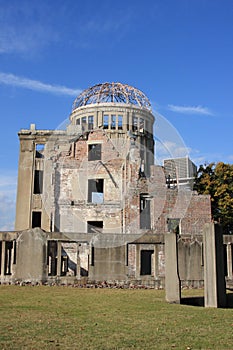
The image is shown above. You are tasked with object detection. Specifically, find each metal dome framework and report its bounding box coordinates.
[72,82,151,111]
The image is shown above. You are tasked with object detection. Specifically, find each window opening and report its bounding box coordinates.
[87,221,103,233]
[81,117,87,132]
[140,250,154,275]
[32,211,42,228]
[132,116,138,132]
[103,115,109,129]
[88,144,101,161]
[76,118,80,125]
[88,179,104,203]
[34,170,43,194]
[91,246,95,266]
[47,241,57,276]
[35,144,44,158]
[88,116,94,130]
[140,194,151,229]
[4,241,13,275]
[139,118,144,131]
[111,115,116,129]
[118,115,123,130]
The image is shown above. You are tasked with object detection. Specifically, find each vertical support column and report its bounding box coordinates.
[135,245,140,279]
[226,243,233,279]
[76,245,81,279]
[204,223,226,308]
[56,241,61,277]
[165,233,181,303]
[1,241,5,276]
[129,111,133,131]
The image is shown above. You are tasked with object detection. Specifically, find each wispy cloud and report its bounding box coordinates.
[0,2,58,55]
[0,72,81,96]
[155,140,191,165]
[168,104,213,116]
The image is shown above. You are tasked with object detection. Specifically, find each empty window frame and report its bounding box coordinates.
[34,170,43,194]
[4,241,13,275]
[88,179,104,203]
[132,116,138,132]
[76,118,80,125]
[47,241,57,276]
[103,115,109,129]
[32,211,42,228]
[118,115,123,130]
[87,221,103,233]
[140,194,151,229]
[111,115,116,129]
[88,143,101,161]
[81,117,87,132]
[35,144,44,158]
[140,250,154,275]
[88,116,94,130]
[139,118,144,131]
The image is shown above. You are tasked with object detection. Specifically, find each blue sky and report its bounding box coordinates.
[0,0,232,229]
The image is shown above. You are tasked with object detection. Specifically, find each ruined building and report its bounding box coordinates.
[1,82,233,286]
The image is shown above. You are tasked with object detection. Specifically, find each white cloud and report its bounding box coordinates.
[168,104,213,116]
[0,72,81,96]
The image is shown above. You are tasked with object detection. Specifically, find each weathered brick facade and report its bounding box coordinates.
[1,82,230,287]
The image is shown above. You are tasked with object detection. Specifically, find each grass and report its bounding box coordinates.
[0,286,233,349]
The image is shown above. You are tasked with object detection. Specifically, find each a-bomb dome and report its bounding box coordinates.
[72,82,151,111]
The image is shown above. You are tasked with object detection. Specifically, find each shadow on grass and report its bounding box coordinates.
[181,296,204,307]
[181,291,233,308]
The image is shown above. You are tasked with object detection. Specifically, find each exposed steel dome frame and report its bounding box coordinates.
[72,82,151,111]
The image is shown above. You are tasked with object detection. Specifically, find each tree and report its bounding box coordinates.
[194,162,233,234]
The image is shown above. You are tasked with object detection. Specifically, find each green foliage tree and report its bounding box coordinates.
[194,162,233,234]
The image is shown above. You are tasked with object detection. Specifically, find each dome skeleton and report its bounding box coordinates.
[72,82,152,111]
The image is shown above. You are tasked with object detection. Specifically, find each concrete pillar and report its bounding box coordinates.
[1,241,5,276]
[57,242,61,276]
[165,233,181,303]
[15,228,47,283]
[76,246,81,279]
[226,243,233,279]
[204,223,226,308]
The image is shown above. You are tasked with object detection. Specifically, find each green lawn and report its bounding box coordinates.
[0,286,232,349]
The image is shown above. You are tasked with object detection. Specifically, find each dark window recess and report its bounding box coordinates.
[91,246,95,266]
[167,218,180,233]
[47,241,57,276]
[88,116,94,130]
[4,241,13,275]
[76,118,80,125]
[13,240,16,264]
[140,250,154,275]
[223,245,228,277]
[139,118,144,131]
[32,211,42,228]
[140,194,151,229]
[88,179,104,203]
[88,144,101,161]
[35,144,44,158]
[34,170,43,194]
[87,221,103,233]
[132,117,138,132]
